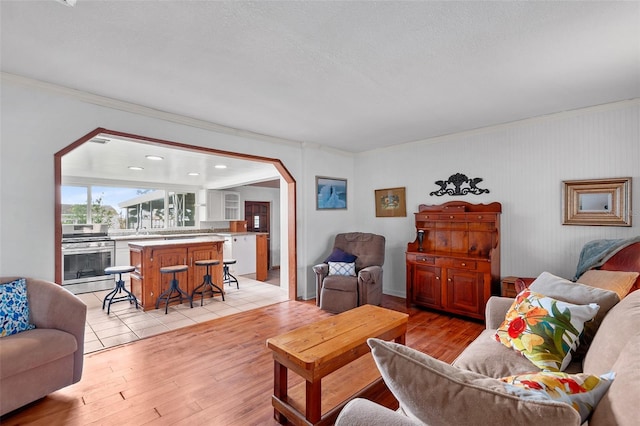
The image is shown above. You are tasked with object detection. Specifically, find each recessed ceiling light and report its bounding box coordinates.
[187,172,200,176]
[89,137,110,144]
[215,164,227,169]
[128,166,144,171]
[145,155,164,161]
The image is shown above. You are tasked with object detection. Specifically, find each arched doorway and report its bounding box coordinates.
[54,127,297,300]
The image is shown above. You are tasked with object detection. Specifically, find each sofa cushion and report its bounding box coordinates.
[495,289,599,372]
[499,371,614,424]
[528,271,619,360]
[368,338,581,425]
[328,261,356,276]
[589,334,640,426]
[576,270,638,300]
[453,330,548,378]
[0,278,35,337]
[584,289,640,376]
[0,328,78,379]
[324,247,357,264]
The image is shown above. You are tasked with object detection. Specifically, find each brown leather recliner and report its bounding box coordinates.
[313,232,385,313]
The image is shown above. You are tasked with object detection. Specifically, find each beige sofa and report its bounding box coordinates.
[0,277,87,416]
[336,288,640,425]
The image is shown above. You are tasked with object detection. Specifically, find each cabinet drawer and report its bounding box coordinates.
[450,260,476,269]
[407,253,435,264]
[466,213,496,222]
[438,214,465,221]
[415,213,435,221]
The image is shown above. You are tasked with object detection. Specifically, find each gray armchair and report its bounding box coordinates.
[313,232,385,313]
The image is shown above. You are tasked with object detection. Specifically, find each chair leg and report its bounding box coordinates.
[156,272,193,314]
[223,264,239,289]
[191,265,225,305]
[102,273,139,314]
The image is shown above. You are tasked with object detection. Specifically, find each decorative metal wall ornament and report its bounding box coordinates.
[430,173,490,197]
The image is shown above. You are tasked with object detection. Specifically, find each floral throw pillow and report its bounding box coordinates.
[500,371,615,423]
[328,261,356,276]
[495,289,599,371]
[1,278,36,338]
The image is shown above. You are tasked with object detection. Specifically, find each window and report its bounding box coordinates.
[62,185,196,230]
[167,192,196,227]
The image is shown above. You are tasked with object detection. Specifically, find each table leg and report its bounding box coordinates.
[306,379,322,424]
[273,360,288,424]
[395,333,406,345]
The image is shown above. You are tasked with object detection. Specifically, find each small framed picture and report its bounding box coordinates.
[316,176,347,210]
[563,177,631,226]
[375,187,407,217]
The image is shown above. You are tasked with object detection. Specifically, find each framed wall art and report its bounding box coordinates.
[316,176,347,210]
[375,187,407,217]
[563,177,632,226]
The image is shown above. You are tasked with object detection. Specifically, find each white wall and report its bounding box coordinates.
[1,75,638,302]
[301,144,357,299]
[0,76,354,301]
[355,100,640,297]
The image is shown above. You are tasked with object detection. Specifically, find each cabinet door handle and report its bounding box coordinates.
[461,262,466,266]
[449,215,454,219]
[436,276,440,280]
[448,278,452,282]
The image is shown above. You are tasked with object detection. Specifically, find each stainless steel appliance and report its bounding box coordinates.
[62,224,115,294]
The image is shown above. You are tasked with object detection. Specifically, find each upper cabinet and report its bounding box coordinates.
[200,190,241,221]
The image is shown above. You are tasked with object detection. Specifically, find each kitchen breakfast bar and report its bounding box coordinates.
[128,237,225,311]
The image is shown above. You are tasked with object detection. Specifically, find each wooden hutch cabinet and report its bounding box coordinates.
[406,201,501,320]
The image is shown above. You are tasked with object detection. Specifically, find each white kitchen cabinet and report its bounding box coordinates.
[200,190,241,221]
[221,234,256,275]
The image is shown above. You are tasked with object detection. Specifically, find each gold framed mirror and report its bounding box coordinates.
[563,177,632,226]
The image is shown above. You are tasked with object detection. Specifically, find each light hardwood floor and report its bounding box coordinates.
[1,296,484,425]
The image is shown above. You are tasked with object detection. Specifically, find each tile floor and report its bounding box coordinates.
[77,276,288,354]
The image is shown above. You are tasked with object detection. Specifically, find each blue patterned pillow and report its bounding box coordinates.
[1,278,36,337]
[328,261,356,276]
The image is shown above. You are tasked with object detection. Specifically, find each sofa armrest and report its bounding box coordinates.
[313,263,329,306]
[485,296,514,330]
[336,398,424,426]
[24,277,87,383]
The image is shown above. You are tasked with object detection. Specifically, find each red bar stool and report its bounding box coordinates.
[103,265,138,314]
[191,259,225,305]
[156,265,192,314]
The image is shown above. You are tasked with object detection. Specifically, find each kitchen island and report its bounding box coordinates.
[128,237,225,311]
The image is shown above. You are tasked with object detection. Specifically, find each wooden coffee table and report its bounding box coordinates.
[266,304,408,426]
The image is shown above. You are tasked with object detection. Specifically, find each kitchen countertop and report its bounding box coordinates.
[110,232,268,241]
[215,232,269,236]
[127,236,225,247]
[110,232,222,241]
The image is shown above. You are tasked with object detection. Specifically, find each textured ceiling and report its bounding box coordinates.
[1,1,639,153]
